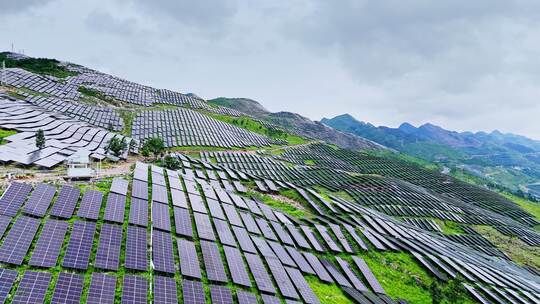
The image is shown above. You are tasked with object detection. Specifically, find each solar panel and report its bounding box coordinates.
[29,219,69,267]
[267,241,296,267]
[0,216,40,265]
[51,273,84,304]
[300,226,324,252]
[12,271,51,304]
[258,203,278,222]
[104,193,126,223]
[261,294,281,304]
[171,188,188,208]
[222,245,251,287]
[335,257,368,292]
[152,201,171,231]
[23,183,56,217]
[200,240,228,283]
[110,177,129,195]
[183,279,205,304]
[270,221,295,246]
[194,212,215,241]
[188,193,207,214]
[330,224,354,253]
[49,185,80,219]
[95,223,123,270]
[237,291,257,304]
[286,225,311,250]
[0,216,11,240]
[125,225,148,271]
[223,204,243,227]
[76,190,103,220]
[210,285,233,304]
[86,273,116,304]
[207,198,225,220]
[152,170,166,186]
[256,218,278,241]
[121,275,147,304]
[0,269,17,303]
[320,258,351,287]
[239,212,261,234]
[0,182,33,217]
[285,266,320,304]
[178,238,202,279]
[153,276,178,304]
[152,229,176,274]
[131,179,148,200]
[251,236,276,258]
[128,198,148,227]
[285,246,315,275]
[62,220,96,270]
[265,257,299,299]
[213,218,237,247]
[244,252,276,294]
[352,256,385,294]
[315,225,341,253]
[232,226,256,253]
[303,252,333,283]
[133,168,148,182]
[173,207,193,237]
[152,184,168,204]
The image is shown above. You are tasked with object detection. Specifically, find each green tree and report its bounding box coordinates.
[35,129,46,150]
[163,155,181,170]
[429,282,442,304]
[142,137,165,160]
[129,139,137,154]
[106,136,127,157]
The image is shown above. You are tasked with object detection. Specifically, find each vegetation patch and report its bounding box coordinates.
[249,190,311,219]
[0,52,78,78]
[305,276,353,304]
[0,128,17,144]
[435,220,464,235]
[473,225,540,269]
[500,192,540,222]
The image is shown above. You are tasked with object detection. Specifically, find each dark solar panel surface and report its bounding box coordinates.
[178,239,201,279]
[321,258,351,287]
[153,276,178,304]
[237,291,258,304]
[152,201,171,231]
[213,218,237,247]
[262,294,281,304]
[131,179,148,200]
[256,218,278,241]
[125,225,148,271]
[240,212,261,234]
[207,199,226,220]
[110,177,129,195]
[152,184,168,204]
[200,240,228,282]
[189,193,207,214]
[76,190,103,220]
[86,273,116,304]
[51,272,84,304]
[23,183,56,217]
[0,182,33,217]
[286,266,321,304]
[245,252,275,294]
[223,245,251,287]
[104,193,126,223]
[286,225,311,250]
[12,271,51,304]
[285,246,315,274]
[336,257,368,292]
[173,207,193,237]
[128,198,148,227]
[271,221,295,246]
[353,256,386,294]
[194,212,215,241]
[62,220,96,270]
[183,280,206,304]
[0,269,17,303]
[223,204,243,227]
[171,188,188,208]
[210,285,233,304]
[232,226,256,253]
[267,241,296,267]
[121,275,147,304]
[152,229,176,274]
[0,216,11,240]
[0,216,40,265]
[303,252,333,283]
[94,224,122,270]
[265,257,299,299]
[29,220,68,267]
[49,185,80,219]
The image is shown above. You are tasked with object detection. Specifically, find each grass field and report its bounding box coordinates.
[0,128,17,144]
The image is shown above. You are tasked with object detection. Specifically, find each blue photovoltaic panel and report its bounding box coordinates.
[183,280,206,304]
[237,291,257,304]
[300,226,324,252]
[207,199,225,220]
[320,258,351,287]
[256,218,278,241]
[110,177,129,195]
[152,201,171,232]
[262,294,281,304]
[188,193,207,214]
[285,267,320,304]
[51,272,84,304]
[0,216,40,265]
[0,182,33,217]
[153,276,178,304]
[330,224,354,253]
[152,229,176,274]
[200,240,228,283]
[125,225,148,271]
[133,168,148,182]
[121,275,147,304]
[129,198,148,227]
[0,215,11,240]
[76,190,103,220]
[152,184,168,204]
[223,204,243,227]
[194,212,215,241]
[265,257,299,300]
[352,256,386,294]
[267,241,296,267]
[244,252,275,294]
[62,220,96,270]
[251,236,276,258]
[23,183,56,217]
[131,179,148,200]
[315,225,341,253]
[151,170,166,186]
[244,198,262,216]
[258,203,278,222]
[303,252,334,283]
[86,273,116,304]
[12,271,51,304]
[285,246,315,275]
[104,193,126,223]
[171,188,188,208]
[29,219,69,267]
[223,245,251,287]
[240,212,261,235]
[213,218,237,247]
[286,225,311,250]
[49,185,80,219]
[271,221,295,246]
[232,226,256,253]
[210,285,233,304]
[173,207,193,237]
[95,224,123,271]
[335,257,368,292]
[0,269,17,303]
[178,239,201,279]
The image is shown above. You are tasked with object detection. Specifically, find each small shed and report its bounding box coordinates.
[66,150,95,180]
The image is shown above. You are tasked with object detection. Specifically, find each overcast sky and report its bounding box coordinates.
[3,0,540,139]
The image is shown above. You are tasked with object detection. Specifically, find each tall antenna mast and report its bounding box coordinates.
[11,43,14,52]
